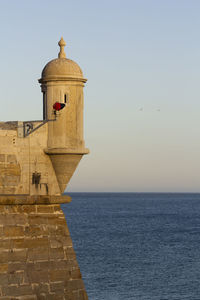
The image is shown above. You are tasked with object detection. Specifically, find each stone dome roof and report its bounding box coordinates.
[39,38,87,83]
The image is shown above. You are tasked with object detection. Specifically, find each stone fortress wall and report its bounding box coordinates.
[0,203,88,300]
[0,38,89,299]
[0,121,60,196]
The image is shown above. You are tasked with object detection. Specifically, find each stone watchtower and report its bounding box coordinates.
[0,38,89,299]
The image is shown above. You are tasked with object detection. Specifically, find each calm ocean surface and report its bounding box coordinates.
[62,193,200,300]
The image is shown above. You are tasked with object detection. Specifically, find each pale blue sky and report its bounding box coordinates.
[0,1,200,192]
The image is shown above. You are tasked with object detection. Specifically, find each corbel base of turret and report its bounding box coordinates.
[45,148,89,194]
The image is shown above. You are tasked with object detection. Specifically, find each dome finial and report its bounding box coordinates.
[58,37,66,59]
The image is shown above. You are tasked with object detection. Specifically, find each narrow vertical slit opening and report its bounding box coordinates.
[43,92,46,120]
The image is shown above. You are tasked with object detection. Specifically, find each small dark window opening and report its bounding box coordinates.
[32,172,41,188]
[64,94,67,103]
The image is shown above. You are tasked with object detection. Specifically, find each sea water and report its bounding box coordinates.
[62,193,200,300]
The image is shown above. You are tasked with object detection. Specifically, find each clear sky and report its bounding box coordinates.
[0,0,200,192]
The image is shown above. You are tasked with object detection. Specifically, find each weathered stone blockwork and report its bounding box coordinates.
[0,204,88,300]
[0,38,89,298]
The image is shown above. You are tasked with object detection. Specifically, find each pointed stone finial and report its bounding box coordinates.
[58,37,66,59]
